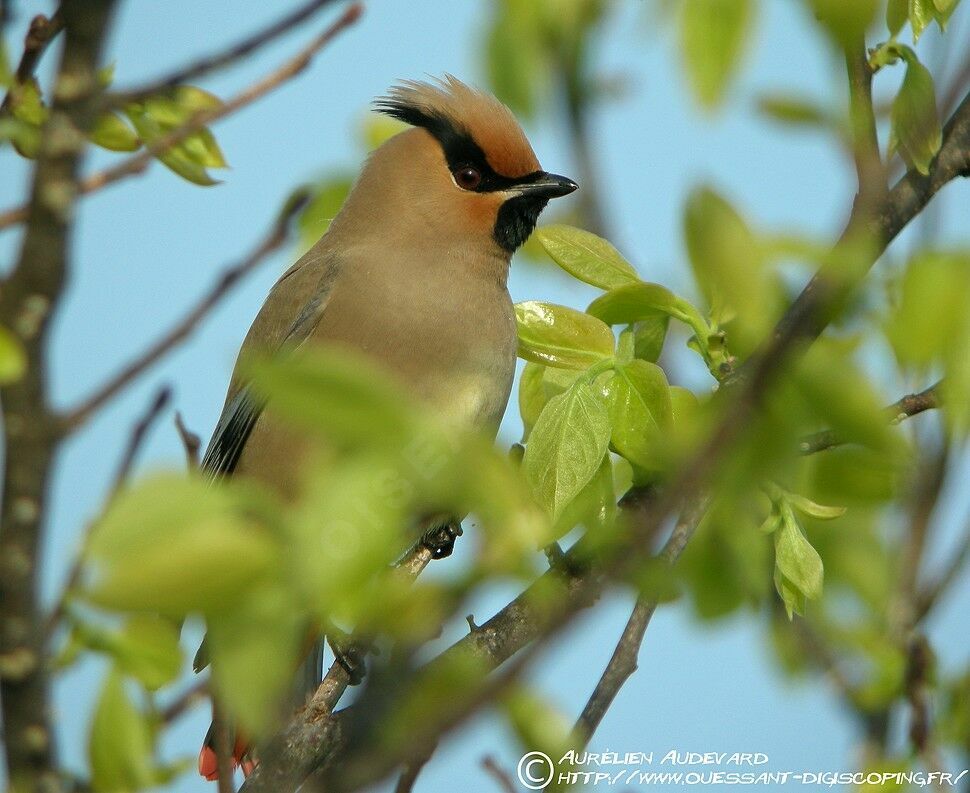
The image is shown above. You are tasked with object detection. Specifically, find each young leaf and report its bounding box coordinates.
[601,360,672,470]
[205,585,304,735]
[114,616,183,690]
[85,474,279,615]
[89,670,155,792]
[524,380,611,520]
[515,301,615,369]
[908,0,937,39]
[519,361,548,441]
[756,94,829,127]
[684,186,768,343]
[891,49,942,175]
[786,492,847,520]
[89,112,140,152]
[679,0,753,109]
[0,325,26,384]
[774,510,824,603]
[586,282,679,324]
[536,224,639,289]
[632,312,670,362]
[807,0,878,46]
[886,0,908,34]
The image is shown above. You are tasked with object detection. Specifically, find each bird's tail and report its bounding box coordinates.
[198,640,324,782]
[198,725,256,781]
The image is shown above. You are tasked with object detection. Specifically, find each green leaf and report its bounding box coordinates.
[114,616,183,690]
[524,380,611,520]
[515,301,615,369]
[632,313,670,362]
[888,251,970,365]
[891,49,942,175]
[0,116,41,158]
[246,348,421,448]
[786,493,847,520]
[680,0,753,109]
[519,361,548,441]
[684,187,769,344]
[360,113,406,151]
[123,87,227,185]
[807,0,878,46]
[908,0,936,39]
[536,225,639,289]
[89,670,155,792]
[85,473,278,615]
[69,614,182,691]
[486,0,545,119]
[206,585,303,734]
[756,94,829,127]
[297,175,353,249]
[601,360,672,470]
[887,0,909,33]
[586,282,679,324]
[0,325,26,384]
[89,112,140,152]
[774,507,824,604]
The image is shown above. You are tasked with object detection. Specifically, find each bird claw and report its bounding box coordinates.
[422,520,463,559]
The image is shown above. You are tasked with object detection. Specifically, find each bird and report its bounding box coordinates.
[195,74,577,781]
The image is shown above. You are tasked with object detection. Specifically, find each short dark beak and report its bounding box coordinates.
[515,171,578,199]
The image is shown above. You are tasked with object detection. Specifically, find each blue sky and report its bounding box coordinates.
[2,2,969,791]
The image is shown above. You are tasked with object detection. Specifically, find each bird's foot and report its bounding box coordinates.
[422,520,463,559]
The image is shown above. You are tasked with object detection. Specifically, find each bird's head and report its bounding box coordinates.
[339,76,576,258]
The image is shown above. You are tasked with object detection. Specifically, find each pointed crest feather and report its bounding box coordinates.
[374,75,539,177]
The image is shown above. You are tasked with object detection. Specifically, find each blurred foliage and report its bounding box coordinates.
[0,58,227,184]
[21,0,970,789]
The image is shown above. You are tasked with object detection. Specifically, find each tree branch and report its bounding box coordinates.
[107,0,343,106]
[0,2,363,233]
[0,2,117,789]
[798,381,941,455]
[572,496,709,745]
[0,9,64,114]
[57,189,310,432]
[734,88,970,389]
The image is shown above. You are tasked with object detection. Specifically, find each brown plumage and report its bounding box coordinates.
[196,76,576,781]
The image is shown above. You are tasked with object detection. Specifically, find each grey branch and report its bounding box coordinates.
[108,0,345,105]
[798,381,942,455]
[0,2,118,789]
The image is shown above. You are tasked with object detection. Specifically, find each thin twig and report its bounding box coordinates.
[916,524,970,620]
[0,10,64,113]
[573,496,709,745]
[57,189,310,432]
[480,756,517,793]
[798,381,941,455]
[107,0,343,105]
[43,384,172,638]
[107,385,171,495]
[160,677,209,725]
[212,697,237,793]
[175,411,202,469]
[0,2,363,232]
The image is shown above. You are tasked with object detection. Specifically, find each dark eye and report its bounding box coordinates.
[453,166,482,191]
